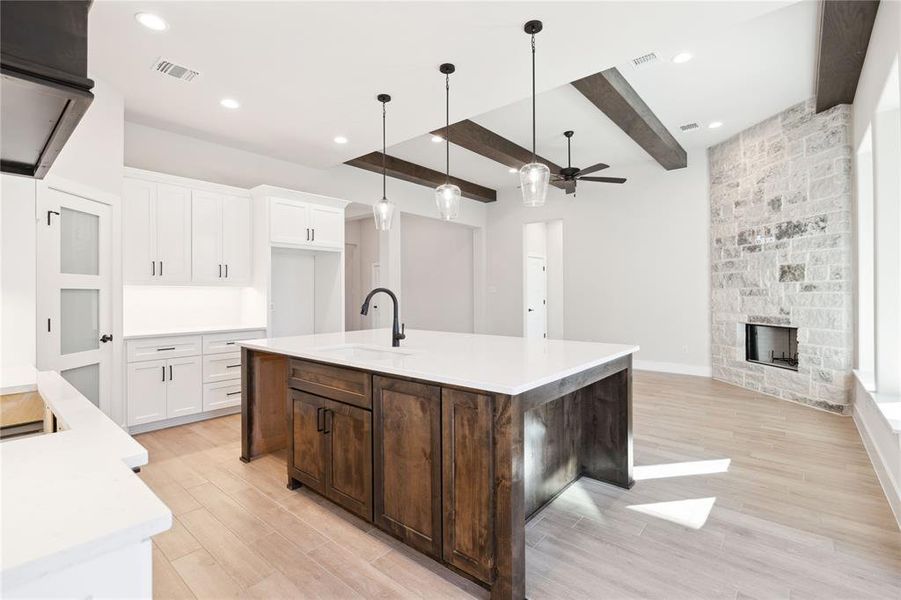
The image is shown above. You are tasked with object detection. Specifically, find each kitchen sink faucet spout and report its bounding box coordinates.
[360,287,405,347]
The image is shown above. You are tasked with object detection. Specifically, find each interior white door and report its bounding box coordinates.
[309,205,343,247]
[270,198,310,246]
[123,179,156,283]
[155,183,192,283]
[525,256,547,339]
[37,187,113,411]
[191,190,222,283]
[221,195,251,282]
[127,359,167,426]
[166,356,202,418]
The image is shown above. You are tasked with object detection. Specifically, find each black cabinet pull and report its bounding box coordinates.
[323,409,332,434]
[316,407,324,432]
[219,264,222,278]
[157,347,176,351]
[225,264,228,278]
[225,341,235,345]
[161,366,165,382]
[159,261,163,277]
[311,228,315,242]
[226,364,240,369]
[169,365,173,380]
[152,261,155,276]
[226,390,241,397]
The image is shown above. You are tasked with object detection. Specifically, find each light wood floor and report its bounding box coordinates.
[138,372,901,599]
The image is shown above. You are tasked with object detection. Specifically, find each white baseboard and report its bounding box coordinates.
[634,360,713,378]
[853,398,901,531]
[128,406,240,435]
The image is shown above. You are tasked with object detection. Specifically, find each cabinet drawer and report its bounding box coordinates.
[202,330,266,355]
[288,359,372,409]
[203,381,242,411]
[127,336,202,363]
[203,352,242,384]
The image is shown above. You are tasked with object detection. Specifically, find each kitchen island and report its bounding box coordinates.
[240,328,637,600]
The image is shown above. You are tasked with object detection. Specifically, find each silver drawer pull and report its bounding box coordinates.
[226,391,241,396]
[156,347,176,351]
[226,364,241,369]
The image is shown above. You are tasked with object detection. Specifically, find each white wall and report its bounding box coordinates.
[123,286,263,334]
[401,213,474,333]
[485,156,711,375]
[0,176,37,370]
[345,217,381,330]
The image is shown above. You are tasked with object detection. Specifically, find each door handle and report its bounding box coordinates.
[100,334,113,343]
[316,407,324,432]
[528,308,534,312]
[46,210,60,226]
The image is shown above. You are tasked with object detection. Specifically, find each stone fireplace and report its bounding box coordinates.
[708,99,853,414]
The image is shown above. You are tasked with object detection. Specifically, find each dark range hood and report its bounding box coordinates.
[1,1,94,179]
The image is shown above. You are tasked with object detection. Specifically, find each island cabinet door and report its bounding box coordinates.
[290,390,328,495]
[322,398,373,522]
[373,376,442,559]
[442,388,495,584]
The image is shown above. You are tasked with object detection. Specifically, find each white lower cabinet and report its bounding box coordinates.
[167,357,203,418]
[203,381,242,411]
[127,360,168,426]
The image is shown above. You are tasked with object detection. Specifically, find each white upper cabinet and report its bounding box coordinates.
[269,197,343,249]
[124,179,192,284]
[125,172,252,285]
[191,191,251,284]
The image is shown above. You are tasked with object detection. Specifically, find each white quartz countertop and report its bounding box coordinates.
[240,329,638,395]
[0,372,171,590]
[123,324,267,340]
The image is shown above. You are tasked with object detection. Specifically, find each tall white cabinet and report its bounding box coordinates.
[192,191,252,284]
[123,180,192,283]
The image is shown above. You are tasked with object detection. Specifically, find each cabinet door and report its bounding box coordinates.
[373,376,442,557]
[309,205,343,248]
[155,184,192,283]
[323,398,372,521]
[269,198,310,246]
[127,359,167,426]
[442,388,495,583]
[123,179,156,283]
[191,190,222,284]
[166,356,202,418]
[290,390,328,495]
[220,195,252,283]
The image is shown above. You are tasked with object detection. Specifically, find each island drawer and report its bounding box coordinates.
[288,359,372,410]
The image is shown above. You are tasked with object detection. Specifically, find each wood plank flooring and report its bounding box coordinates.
[137,372,900,599]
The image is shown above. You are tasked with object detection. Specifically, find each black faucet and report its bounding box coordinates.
[360,287,406,347]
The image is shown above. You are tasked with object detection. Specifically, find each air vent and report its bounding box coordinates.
[152,58,199,82]
[680,122,700,131]
[631,52,660,69]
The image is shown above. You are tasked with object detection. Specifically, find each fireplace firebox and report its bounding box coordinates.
[745,323,798,371]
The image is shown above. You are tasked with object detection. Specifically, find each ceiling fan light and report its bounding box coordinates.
[373,197,395,231]
[520,162,550,207]
[435,183,462,221]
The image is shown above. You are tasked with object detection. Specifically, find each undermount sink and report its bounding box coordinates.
[313,343,417,362]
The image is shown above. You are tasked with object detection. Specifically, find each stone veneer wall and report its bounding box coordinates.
[708,99,853,414]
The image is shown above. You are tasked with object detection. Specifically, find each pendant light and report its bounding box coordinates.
[372,93,395,231]
[519,20,550,207]
[435,63,461,221]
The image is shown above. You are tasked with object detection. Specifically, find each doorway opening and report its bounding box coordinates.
[523,220,563,339]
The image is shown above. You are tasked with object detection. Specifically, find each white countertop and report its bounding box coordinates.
[123,324,267,340]
[0,365,37,395]
[0,371,171,590]
[240,329,638,395]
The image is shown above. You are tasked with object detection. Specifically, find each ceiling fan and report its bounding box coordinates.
[553,130,626,195]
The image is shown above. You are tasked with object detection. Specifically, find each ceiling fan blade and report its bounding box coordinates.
[564,181,577,195]
[579,176,627,184]
[576,162,610,176]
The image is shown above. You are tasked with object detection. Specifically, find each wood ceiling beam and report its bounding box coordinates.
[814,0,880,113]
[345,152,497,203]
[571,68,687,171]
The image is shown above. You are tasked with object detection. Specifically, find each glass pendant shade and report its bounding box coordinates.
[435,183,461,221]
[519,162,550,207]
[373,197,395,231]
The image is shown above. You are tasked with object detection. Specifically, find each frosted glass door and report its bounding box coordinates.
[38,187,112,415]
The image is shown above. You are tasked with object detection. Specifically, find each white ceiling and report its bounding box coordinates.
[88,0,794,170]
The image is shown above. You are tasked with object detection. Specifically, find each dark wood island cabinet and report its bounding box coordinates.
[240,330,636,599]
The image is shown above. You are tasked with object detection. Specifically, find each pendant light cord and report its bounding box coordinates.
[445,73,450,184]
[531,32,536,163]
[381,100,387,200]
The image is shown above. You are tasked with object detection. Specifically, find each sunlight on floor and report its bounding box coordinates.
[633,458,731,481]
[627,497,717,529]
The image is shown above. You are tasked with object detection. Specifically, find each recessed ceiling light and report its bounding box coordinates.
[220,98,240,109]
[431,135,443,143]
[708,121,723,129]
[672,52,693,64]
[508,167,518,173]
[135,12,168,31]
[334,136,348,144]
